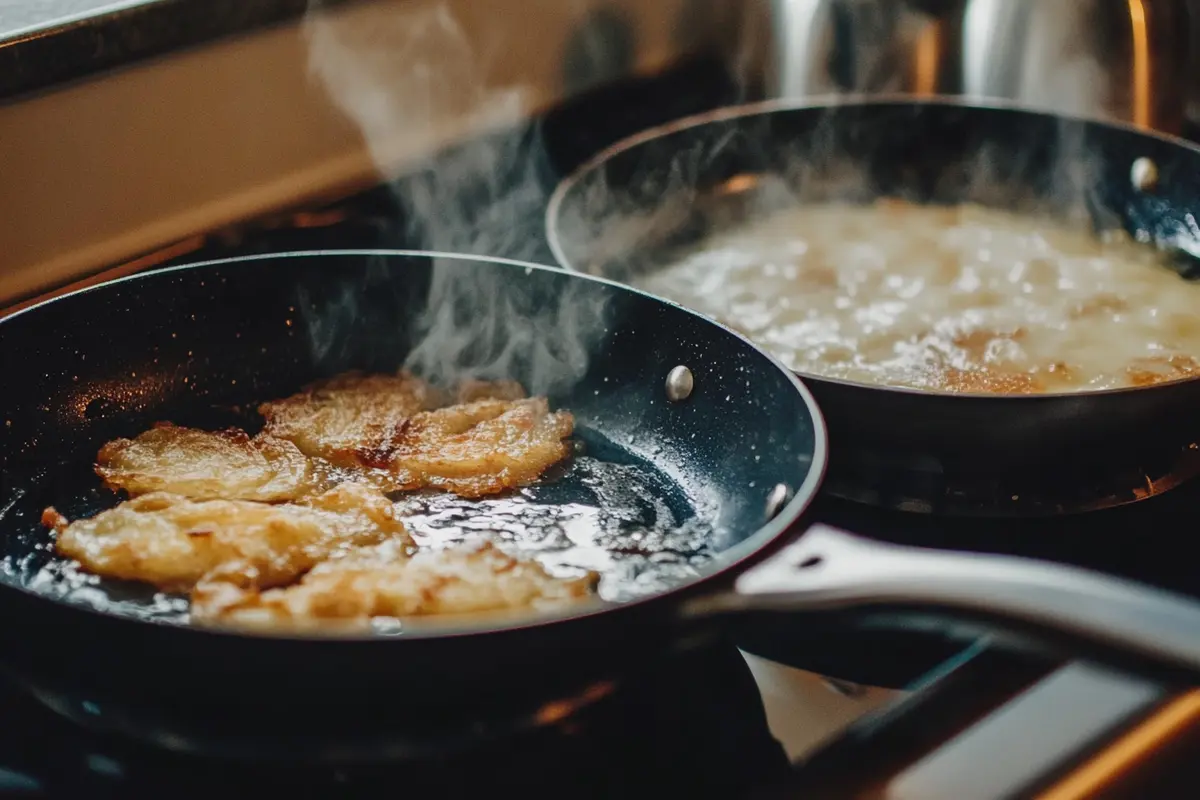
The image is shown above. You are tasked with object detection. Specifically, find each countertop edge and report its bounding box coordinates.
[0,0,363,101]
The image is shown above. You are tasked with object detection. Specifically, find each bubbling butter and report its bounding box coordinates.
[635,200,1200,394]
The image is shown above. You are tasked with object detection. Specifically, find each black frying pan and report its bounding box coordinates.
[3,250,1200,762]
[546,97,1200,516]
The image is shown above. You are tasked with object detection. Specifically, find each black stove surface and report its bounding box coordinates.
[0,636,792,799]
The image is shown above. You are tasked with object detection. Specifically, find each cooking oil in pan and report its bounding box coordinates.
[0,452,717,624]
[399,457,717,600]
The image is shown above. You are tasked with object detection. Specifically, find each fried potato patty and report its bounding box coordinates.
[191,538,598,630]
[384,398,574,497]
[45,483,408,592]
[96,423,312,502]
[259,373,571,496]
[44,373,585,629]
[258,371,439,467]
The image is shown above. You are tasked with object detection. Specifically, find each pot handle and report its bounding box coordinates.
[723,525,1200,680]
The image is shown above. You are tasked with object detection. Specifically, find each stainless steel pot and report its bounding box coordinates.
[735,0,1191,134]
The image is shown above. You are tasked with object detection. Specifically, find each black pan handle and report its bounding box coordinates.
[706,525,1200,681]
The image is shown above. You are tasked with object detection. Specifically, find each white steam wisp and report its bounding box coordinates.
[302,0,608,395]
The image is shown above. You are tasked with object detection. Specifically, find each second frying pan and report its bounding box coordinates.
[546,97,1200,516]
[3,251,1200,761]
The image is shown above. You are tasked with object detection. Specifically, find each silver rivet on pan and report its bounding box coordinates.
[665,365,694,402]
[765,483,792,519]
[1131,157,1159,192]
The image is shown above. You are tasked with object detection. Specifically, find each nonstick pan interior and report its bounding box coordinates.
[546,97,1200,516]
[0,250,823,623]
[0,251,824,740]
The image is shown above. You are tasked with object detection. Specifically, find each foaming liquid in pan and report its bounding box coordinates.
[0,446,717,625]
[638,200,1200,394]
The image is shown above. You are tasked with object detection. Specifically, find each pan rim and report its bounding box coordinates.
[544,93,1200,402]
[0,248,829,644]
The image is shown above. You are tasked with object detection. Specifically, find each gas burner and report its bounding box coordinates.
[825,440,1200,517]
[15,672,620,764]
[3,634,742,766]
[0,639,791,797]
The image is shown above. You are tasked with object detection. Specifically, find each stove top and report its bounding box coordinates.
[7,56,1200,798]
[7,637,1197,799]
[0,637,796,799]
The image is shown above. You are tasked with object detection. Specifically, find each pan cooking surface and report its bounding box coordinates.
[0,251,824,635]
[0,428,717,626]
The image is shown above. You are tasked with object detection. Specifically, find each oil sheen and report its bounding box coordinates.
[1,456,715,624]
[636,200,1200,394]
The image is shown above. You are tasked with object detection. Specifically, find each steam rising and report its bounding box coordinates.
[552,0,1126,281]
[303,1,607,396]
[301,0,1128,393]
[552,99,1113,288]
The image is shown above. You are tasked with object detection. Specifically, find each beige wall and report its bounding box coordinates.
[0,0,706,303]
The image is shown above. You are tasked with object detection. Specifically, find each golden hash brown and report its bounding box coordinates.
[44,372,590,629]
[383,397,574,498]
[191,538,598,630]
[96,423,312,502]
[257,372,543,475]
[46,483,409,593]
[258,371,439,467]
